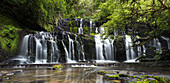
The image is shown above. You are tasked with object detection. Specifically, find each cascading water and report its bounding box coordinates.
[14,32,63,64]
[61,40,70,62]
[34,37,43,63]
[68,35,76,62]
[125,35,136,61]
[41,33,47,63]
[104,38,114,60]
[78,18,83,34]
[11,35,30,64]
[94,27,116,63]
[142,45,146,56]
[20,35,29,56]
[95,34,104,60]
[90,20,92,33]
[150,38,162,54]
[13,18,170,64]
[95,27,98,33]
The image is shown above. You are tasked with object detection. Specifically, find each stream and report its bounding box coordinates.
[0,66,170,83]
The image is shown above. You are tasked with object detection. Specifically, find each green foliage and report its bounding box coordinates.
[53,64,63,69]
[83,27,90,34]
[0,0,68,31]
[93,0,170,38]
[0,25,19,52]
[71,27,79,33]
[0,14,20,54]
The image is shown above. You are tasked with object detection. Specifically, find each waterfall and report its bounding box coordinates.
[78,18,84,34]
[61,40,70,62]
[62,39,76,63]
[161,36,170,50]
[34,37,43,64]
[153,38,162,53]
[68,35,76,61]
[99,27,105,34]
[20,35,29,56]
[125,35,135,60]
[111,39,114,60]
[142,45,146,56]
[50,39,54,63]
[14,19,168,64]
[95,34,104,60]
[137,45,142,57]
[104,38,112,60]
[95,27,98,33]
[94,27,116,62]
[41,34,47,63]
[90,20,92,33]
[12,35,30,64]
[81,43,85,61]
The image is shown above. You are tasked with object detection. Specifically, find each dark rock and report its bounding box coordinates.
[114,36,126,62]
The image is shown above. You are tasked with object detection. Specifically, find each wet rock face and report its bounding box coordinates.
[114,36,126,62]
[56,18,101,32]
[83,36,96,61]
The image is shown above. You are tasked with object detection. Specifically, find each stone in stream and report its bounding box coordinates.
[96,69,170,83]
[104,73,121,80]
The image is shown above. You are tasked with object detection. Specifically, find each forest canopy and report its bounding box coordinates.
[0,0,169,37]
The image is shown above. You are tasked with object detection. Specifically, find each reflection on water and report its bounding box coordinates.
[1,68,109,83]
[1,67,170,83]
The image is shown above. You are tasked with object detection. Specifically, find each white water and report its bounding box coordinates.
[71,64,96,68]
[95,35,104,60]
[90,20,92,33]
[62,40,76,63]
[78,18,84,34]
[62,40,70,62]
[95,27,98,33]
[153,38,162,53]
[94,26,116,62]
[142,45,146,56]
[125,35,135,60]
[13,35,30,64]
[20,35,29,56]
[99,27,105,34]
[50,39,54,63]
[104,38,113,60]
[42,34,47,63]
[68,35,76,61]
[124,58,139,63]
[34,37,43,64]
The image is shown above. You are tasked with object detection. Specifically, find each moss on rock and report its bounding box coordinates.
[0,14,21,62]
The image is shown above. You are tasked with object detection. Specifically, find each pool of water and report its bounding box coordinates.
[0,66,170,83]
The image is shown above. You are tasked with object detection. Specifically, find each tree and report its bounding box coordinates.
[93,0,170,43]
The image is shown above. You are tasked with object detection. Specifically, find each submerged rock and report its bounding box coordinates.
[97,69,170,83]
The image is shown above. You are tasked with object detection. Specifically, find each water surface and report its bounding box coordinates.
[1,66,170,83]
